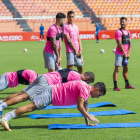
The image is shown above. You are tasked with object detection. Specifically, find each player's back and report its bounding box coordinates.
[52,80,91,106]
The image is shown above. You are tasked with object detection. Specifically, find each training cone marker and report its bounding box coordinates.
[23,48,27,52]
[100,49,105,53]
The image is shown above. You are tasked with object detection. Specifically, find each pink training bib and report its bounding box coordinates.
[115,29,131,55]
[44,24,61,54]
[63,23,80,53]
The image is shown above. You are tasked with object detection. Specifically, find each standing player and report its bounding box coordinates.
[0,69,38,92]
[63,11,83,74]
[95,23,99,43]
[39,24,45,42]
[0,69,95,111]
[0,80,106,131]
[113,17,136,91]
[43,13,66,72]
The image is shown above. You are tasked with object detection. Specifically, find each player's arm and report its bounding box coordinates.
[83,100,91,126]
[116,39,127,58]
[64,34,80,56]
[58,38,62,62]
[78,36,82,56]
[50,37,61,63]
[127,39,132,58]
[77,97,99,126]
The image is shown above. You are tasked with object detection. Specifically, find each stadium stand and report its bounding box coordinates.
[85,0,140,30]
[10,0,83,17]
[1,0,140,32]
[0,0,24,32]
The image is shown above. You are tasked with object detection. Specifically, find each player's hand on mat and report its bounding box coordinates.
[88,115,99,123]
[86,123,98,126]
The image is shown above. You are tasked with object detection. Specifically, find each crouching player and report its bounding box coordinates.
[0,80,106,131]
[0,69,95,111]
[0,69,38,93]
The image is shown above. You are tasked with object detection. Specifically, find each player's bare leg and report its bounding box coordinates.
[15,101,37,116]
[5,93,29,106]
[123,66,128,80]
[67,65,73,70]
[77,66,83,74]
[0,102,37,131]
[113,66,121,81]
[2,91,24,102]
[113,66,121,91]
[123,66,136,89]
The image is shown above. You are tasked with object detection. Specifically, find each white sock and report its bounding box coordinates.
[0,100,3,104]
[3,110,17,122]
[0,102,7,111]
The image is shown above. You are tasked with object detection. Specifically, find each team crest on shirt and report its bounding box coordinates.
[52,65,54,67]
[39,104,42,107]
[71,61,73,63]
[119,62,121,64]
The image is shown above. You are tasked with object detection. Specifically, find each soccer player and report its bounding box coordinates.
[0,80,106,131]
[43,13,66,72]
[63,11,83,74]
[0,69,95,111]
[0,69,38,92]
[113,17,136,91]
[39,24,45,42]
[95,23,99,43]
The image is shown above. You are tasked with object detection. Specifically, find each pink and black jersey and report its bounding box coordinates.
[115,28,131,55]
[6,69,38,87]
[43,69,81,85]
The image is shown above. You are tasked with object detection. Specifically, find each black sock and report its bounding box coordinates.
[114,81,117,88]
[125,80,129,86]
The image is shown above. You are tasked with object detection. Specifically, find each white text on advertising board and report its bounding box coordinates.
[80,34,95,39]
[0,35,23,41]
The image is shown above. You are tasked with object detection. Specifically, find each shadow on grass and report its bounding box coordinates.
[13,125,49,129]
[107,88,125,91]
[0,92,17,95]
[0,125,49,131]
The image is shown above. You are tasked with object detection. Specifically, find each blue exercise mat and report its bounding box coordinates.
[48,122,140,129]
[28,109,136,119]
[43,102,116,110]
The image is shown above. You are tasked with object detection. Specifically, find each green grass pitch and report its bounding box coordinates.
[0,39,139,140]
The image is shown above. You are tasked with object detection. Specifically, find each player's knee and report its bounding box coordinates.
[123,67,128,73]
[20,93,29,102]
[27,107,34,112]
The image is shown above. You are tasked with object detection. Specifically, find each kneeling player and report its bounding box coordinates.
[0,69,95,111]
[0,69,38,92]
[0,80,106,131]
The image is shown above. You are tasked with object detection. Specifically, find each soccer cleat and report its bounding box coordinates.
[0,119,11,131]
[0,114,13,127]
[125,85,137,89]
[113,86,122,91]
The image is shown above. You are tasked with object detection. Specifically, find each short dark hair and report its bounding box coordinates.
[67,11,74,17]
[94,82,106,95]
[84,72,95,83]
[120,17,127,21]
[56,13,66,19]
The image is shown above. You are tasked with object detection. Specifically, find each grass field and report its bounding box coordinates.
[0,39,140,140]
